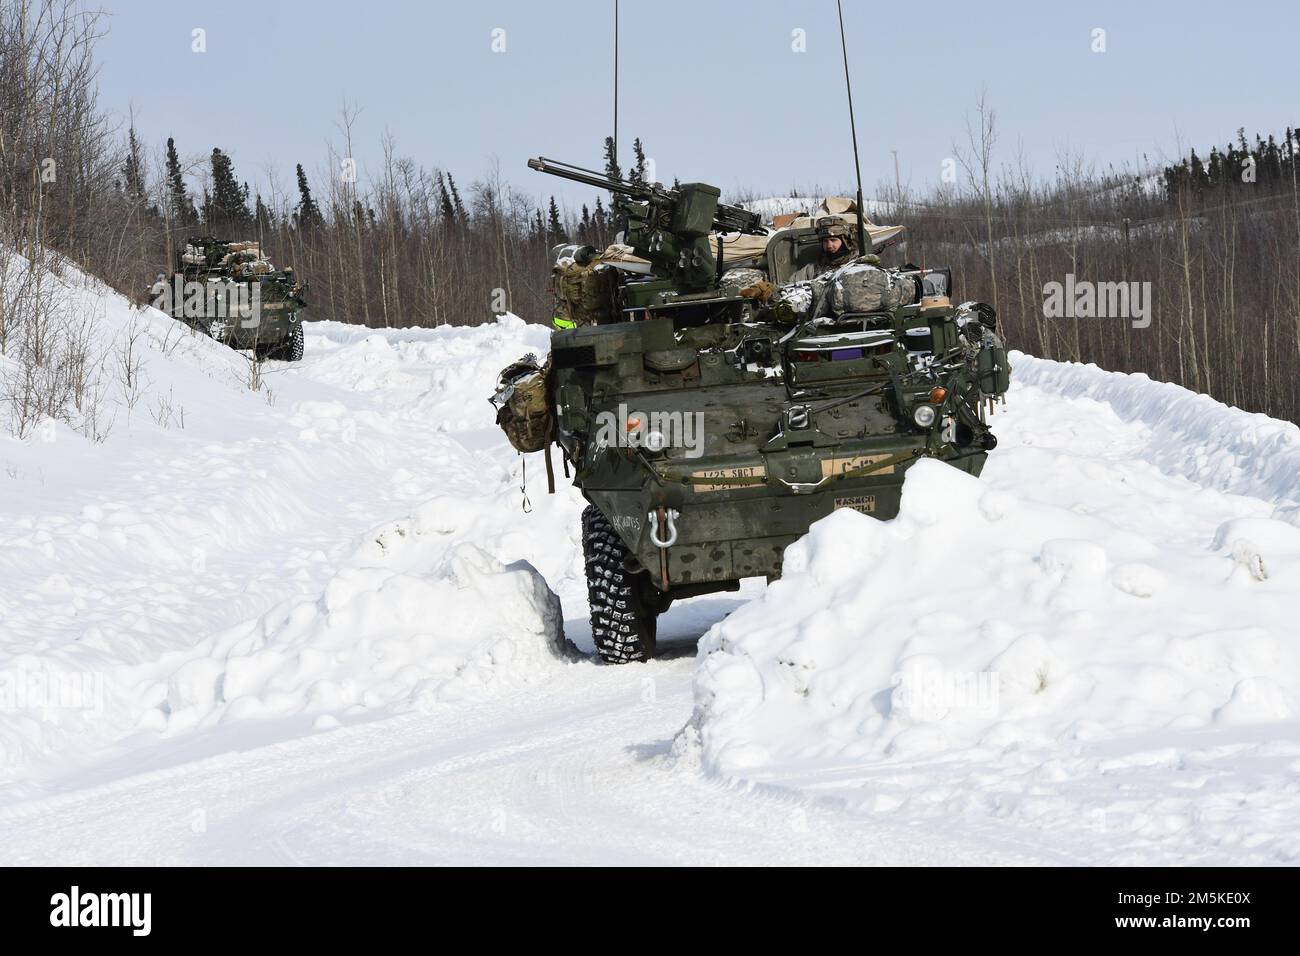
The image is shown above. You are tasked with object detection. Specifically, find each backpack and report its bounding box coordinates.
[492,355,555,454]
[825,262,917,314]
[556,261,617,326]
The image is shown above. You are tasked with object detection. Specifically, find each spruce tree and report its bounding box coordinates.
[547,196,567,243]
[254,194,272,245]
[165,137,197,227]
[602,136,622,182]
[630,137,648,187]
[295,163,323,230]
[447,173,467,221]
[122,125,146,203]
[208,147,251,234]
[436,173,456,222]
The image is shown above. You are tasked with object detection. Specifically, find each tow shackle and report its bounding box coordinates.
[648,508,680,548]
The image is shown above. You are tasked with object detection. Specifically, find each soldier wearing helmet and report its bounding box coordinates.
[788,216,859,283]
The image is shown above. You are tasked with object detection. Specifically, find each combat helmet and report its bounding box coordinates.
[815,215,858,265]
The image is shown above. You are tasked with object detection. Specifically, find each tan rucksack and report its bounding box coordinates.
[556,261,617,326]
[492,355,555,454]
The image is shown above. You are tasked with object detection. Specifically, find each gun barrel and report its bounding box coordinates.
[528,156,764,235]
[714,203,763,235]
[527,157,639,197]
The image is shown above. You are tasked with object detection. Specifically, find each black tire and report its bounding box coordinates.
[582,504,658,663]
[263,324,304,362]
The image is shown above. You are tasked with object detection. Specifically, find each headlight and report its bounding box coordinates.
[913,404,937,428]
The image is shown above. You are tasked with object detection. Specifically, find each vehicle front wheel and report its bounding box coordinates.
[582,505,659,663]
[264,324,304,362]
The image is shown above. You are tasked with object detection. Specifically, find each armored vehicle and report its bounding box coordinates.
[159,237,307,361]
[497,158,1009,663]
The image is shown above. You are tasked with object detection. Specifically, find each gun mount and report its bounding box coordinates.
[528,156,763,292]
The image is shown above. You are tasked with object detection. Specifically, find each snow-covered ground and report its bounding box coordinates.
[1,256,1297,865]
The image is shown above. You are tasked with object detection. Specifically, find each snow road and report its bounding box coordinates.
[2,265,1298,865]
[0,638,1054,866]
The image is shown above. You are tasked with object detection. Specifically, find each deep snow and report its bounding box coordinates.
[1,254,1297,865]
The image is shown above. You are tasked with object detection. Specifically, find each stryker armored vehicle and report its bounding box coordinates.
[158,237,307,361]
[496,158,1010,664]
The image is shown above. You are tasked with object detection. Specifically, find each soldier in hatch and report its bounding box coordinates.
[789,216,859,283]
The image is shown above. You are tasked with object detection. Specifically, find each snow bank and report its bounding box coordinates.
[683,458,1300,859]
[1010,352,1300,517]
[144,515,571,735]
[0,245,580,782]
[689,458,1300,770]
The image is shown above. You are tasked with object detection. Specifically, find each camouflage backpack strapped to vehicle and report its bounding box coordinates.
[555,260,618,328]
[822,260,918,315]
[491,355,555,454]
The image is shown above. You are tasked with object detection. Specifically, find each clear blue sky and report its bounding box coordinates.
[95,0,1299,212]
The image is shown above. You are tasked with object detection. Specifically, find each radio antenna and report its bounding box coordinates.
[836,0,868,255]
[612,0,619,173]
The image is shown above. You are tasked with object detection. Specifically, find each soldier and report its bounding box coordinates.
[789,216,859,283]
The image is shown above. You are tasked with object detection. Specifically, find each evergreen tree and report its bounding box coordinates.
[294,164,323,230]
[602,136,622,182]
[630,137,648,187]
[208,147,251,233]
[435,173,457,223]
[165,136,197,227]
[547,196,567,243]
[1189,149,1206,192]
[122,125,146,203]
[447,173,468,221]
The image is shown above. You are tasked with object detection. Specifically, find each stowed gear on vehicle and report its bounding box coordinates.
[492,158,1011,663]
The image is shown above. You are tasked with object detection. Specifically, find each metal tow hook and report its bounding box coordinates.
[648,507,679,548]
[649,507,679,593]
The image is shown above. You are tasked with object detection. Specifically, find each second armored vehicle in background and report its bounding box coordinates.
[159,237,307,361]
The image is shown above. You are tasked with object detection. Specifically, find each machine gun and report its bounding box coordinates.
[528,156,764,293]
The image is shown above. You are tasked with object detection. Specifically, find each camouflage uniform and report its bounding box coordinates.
[788,217,858,283]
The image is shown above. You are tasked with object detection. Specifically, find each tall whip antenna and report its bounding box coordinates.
[836,0,868,255]
[613,0,619,173]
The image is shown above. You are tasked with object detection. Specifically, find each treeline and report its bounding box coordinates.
[3,1,1297,428]
[1162,127,1300,197]
[0,0,638,331]
[867,109,1300,424]
[130,130,642,329]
